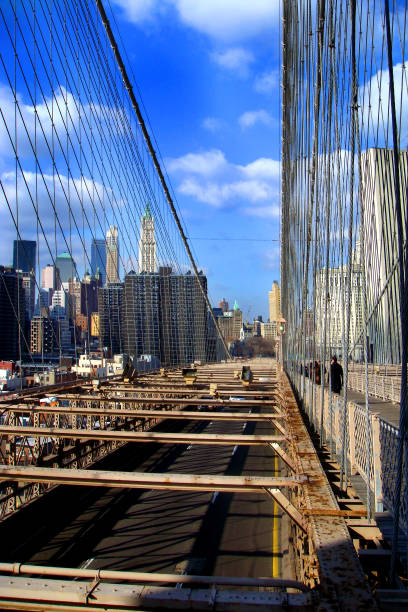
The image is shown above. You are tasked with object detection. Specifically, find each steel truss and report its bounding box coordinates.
[0,360,377,610]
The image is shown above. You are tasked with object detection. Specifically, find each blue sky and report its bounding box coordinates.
[106,0,282,319]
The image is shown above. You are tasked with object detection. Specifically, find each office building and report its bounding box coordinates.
[91,313,100,338]
[261,321,278,340]
[314,251,363,359]
[91,238,106,285]
[56,253,77,285]
[106,226,119,283]
[122,267,209,366]
[13,240,36,274]
[216,302,243,342]
[361,148,408,363]
[159,268,208,365]
[30,315,56,355]
[98,282,123,355]
[41,264,57,290]
[69,274,98,323]
[13,270,36,322]
[138,204,156,273]
[268,281,280,322]
[218,298,229,313]
[0,266,27,360]
[122,271,160,360]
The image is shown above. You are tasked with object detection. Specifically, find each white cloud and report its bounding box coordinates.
[240,158,280,179]
[0,168,121,269]
[174,0,280,42]
[201,117,224,132]
[167,149,281,210]
[359,63,408,146]
[254,69,280,93]
[178,178,275,206]
[110,0,159,23]
[238,109,273,129]
[242,205,280,218]
[211,48,254,76]
[0,85,80,160]
[166,149,227,175]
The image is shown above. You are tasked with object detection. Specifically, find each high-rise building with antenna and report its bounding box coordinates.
[138,203,156,273]
[106,226,119,283]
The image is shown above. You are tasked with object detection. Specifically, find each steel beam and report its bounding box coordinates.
[0,465,307,491]
[0,576,313,610]
[7,406,285,421]
[89,387,275,397]
[47,395,276,406]
[268,442,297,471]
[265,488,308,532]
[0,426,285,445]
[0,562,309,590]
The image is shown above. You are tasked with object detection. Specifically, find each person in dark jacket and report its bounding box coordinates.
[330,355,343,393]
[314,361,321,385]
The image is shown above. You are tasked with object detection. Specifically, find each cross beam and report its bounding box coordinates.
[0,425,286,445]
[5,406,286,421]
[88,387,274,397]
[0,465,307,492]
[43,395,277,407]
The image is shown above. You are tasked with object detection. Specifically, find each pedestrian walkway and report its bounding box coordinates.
[345,388,400,429]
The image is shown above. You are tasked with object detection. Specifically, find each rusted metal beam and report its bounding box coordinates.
[265,488,308,533]
[7,406,285,421]
[268,442,297,471]
[278,370,376,609]
[47,394,276,406]
[0,465,308,491]
[0,562,309,591]
[33,393,276,408]
[0,426,285,446]
[88,387,275,397]
[0,576,313,610]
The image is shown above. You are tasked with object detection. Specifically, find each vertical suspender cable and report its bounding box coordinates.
[94,0,231,361]
[320,0,334,439]
[340,0,357,491]
[384,0,408,584]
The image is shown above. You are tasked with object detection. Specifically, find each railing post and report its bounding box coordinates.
[348,402,357,474]
[372,414,384,512]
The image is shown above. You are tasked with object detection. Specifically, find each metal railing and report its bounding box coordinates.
[289,372,406,535]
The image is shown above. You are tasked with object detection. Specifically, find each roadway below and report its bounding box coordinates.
[0,402,292,583]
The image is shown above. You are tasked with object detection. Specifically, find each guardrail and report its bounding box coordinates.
[289,371,406,535]
[347,371,401,403]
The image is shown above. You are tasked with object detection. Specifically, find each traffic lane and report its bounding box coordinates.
[80,420,244,572]
[2,404,283,579]
[0,418,206,565]
[85,414,280,578]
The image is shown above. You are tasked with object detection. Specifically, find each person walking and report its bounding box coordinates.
[330,355,343,393]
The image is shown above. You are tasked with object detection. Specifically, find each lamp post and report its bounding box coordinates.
[277,317,286,367]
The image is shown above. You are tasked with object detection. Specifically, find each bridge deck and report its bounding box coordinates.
[0,360,377,609]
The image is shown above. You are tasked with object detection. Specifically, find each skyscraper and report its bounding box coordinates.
[138,204,156,273]
[121,267,209,366]
[41,264,57,290]
[268,281,280,322]
[13,240,36,274]
[106,226,119,283]
[0,266,27,360]
[91,238,106,285]
[56,253,77,285]
[122,271,160,359]
[98,282,123,355]
[218,298,229,312]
